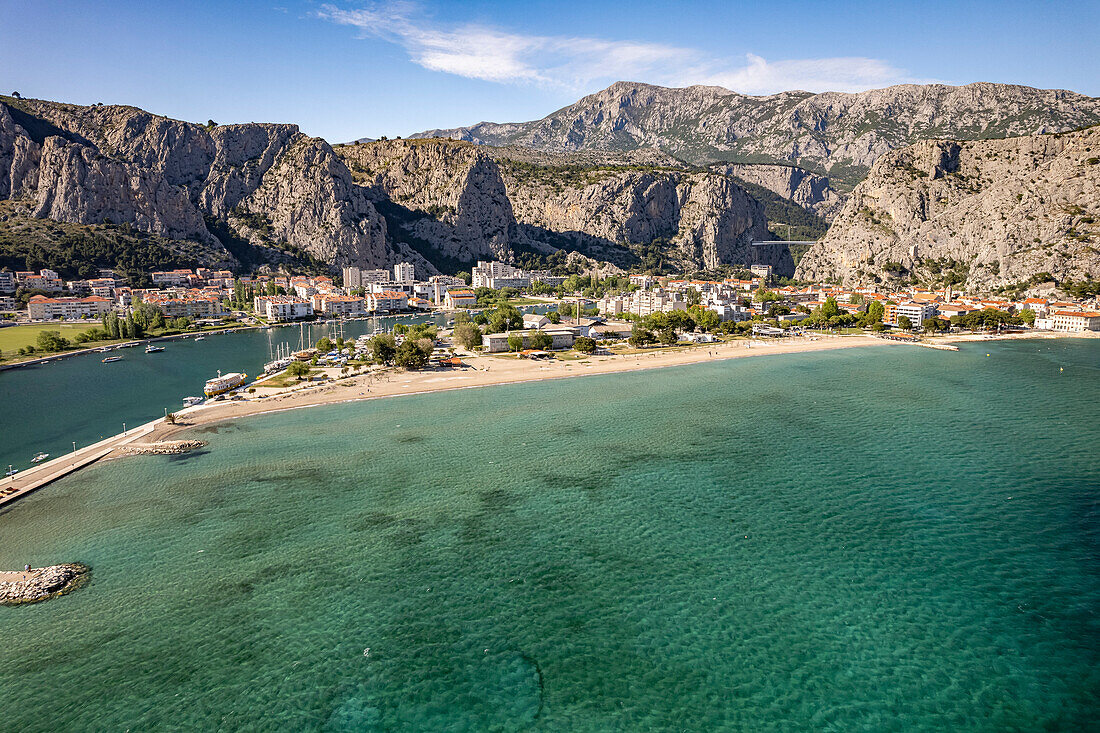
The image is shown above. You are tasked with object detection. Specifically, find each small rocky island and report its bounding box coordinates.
[0,564,90,605]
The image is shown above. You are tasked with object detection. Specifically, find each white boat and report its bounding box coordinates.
[102,355,123,363]
[194,336,205,341]
[204,371,248,397]
[183,396,204,406]
[4,467,18,477]
[32,452,49,463]
[145,345,165,353]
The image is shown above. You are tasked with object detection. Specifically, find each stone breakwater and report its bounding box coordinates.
[120,440,206,455]
[0,564,90,606]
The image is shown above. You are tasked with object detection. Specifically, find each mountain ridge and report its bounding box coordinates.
[408,80,1100,189]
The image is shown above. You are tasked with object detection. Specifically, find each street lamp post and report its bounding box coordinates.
[123,422,127,434]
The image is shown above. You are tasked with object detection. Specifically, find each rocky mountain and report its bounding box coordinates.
[714,163,844,221]
[335,139,777,273]
[795,126,1100,290]
[0,96,415,273]
[410,81,1100,190]
[1,96,784,277]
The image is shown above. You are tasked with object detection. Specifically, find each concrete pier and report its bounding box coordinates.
[0,420,160,508]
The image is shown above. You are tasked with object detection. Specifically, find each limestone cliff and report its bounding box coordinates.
[716,163,845,221]
[795,127,1100,290]
[336,139,773,272]
[337,139,516,263]
[0,96,416,272]
[499,161,772,270]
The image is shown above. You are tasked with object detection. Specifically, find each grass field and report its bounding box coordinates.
[0,323,122,361]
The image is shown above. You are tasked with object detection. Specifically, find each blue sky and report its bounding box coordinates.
[3,0,1097,142]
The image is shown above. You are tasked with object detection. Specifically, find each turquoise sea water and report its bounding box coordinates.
[1,340,1097,730]
[0,309,551,472]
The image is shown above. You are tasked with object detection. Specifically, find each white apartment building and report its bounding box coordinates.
[150,269,194,287]
[885,301,938,328]
[27,295,114,320]
[368,290,408,312]
[472,260,529,289]
[1049,310,1100,332]
[0,270,15,293]
[342,266,390,288]
[254,295,313,322]
[394,262,415,283]
[311,294,367,317]
[597,289,687,317]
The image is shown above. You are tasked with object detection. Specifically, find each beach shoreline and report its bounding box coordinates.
[144,334,890,444]
[3,330,1095,508]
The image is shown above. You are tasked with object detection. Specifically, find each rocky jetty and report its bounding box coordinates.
[0,563,90,606]
[120,439,206,455]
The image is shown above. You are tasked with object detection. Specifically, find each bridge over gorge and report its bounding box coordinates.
[751,240,818,247]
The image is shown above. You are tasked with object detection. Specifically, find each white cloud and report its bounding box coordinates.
[317,3,931,94]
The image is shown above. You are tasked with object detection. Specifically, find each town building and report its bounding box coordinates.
[17,269,64,292]
[394,262,415,283]
[0,270,15,293]
[311,294,367,317]
[1049,310,1100,332]
[885,301,938,328]
[481,329,575,352]
[143,291,227,319]
[27,295,114,320]
[150,269,194,288]
[444,289,478,309]
[254,295,313,322]
[368,290,408,312]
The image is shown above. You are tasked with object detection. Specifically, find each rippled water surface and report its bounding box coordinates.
[1,339,1097,730]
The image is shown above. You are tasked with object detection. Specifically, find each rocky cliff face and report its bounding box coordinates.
[499,161,772,270]
[337,139,516,263]
[334,139,773,272]
[716,163,845,221]
[0,96,419,272]
[795,127,1100,289]
[411,81,1100,189]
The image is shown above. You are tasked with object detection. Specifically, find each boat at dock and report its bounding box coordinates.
[102,355,123,363]
[31,452,49,463]
[182,396,204,407]
[145,345,165,353]
[194,336,205,341]
[204,371,248,397]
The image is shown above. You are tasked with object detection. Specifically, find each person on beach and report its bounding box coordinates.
[24,564,30,572]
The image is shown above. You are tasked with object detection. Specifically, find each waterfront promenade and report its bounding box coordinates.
[0,421,158,508]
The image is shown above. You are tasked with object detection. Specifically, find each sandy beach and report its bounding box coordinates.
[144,334,889,443]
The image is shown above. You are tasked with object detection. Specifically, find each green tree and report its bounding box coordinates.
[865,300,885,324]
[453,322,482,350]
[507,333,525,352]
[897,315,913,330]
[629,326,656,347]
[573,336,597,354]
[287,361,310,380]
[396,339,429,369]
[530,331,553,350]
[821,297,840,318]
[1018,308,1036,326]
[36,330,70,352]
[658,328,677,345]
[685,288,702,306]
[369,334,396,365]
[316,336,333,352]
[546,310,561,324]
[694,309,721,332]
